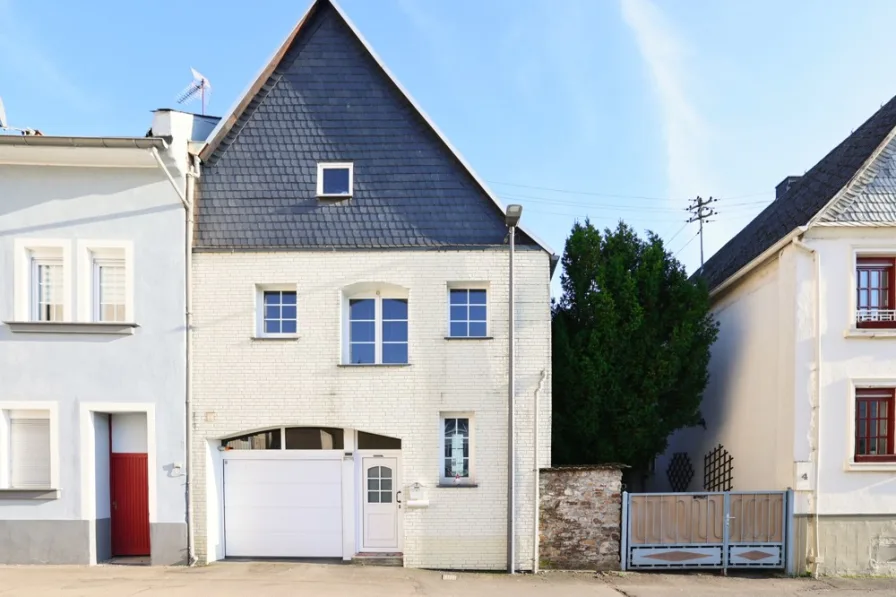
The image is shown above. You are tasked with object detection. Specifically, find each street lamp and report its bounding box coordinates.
[505,204,522,574]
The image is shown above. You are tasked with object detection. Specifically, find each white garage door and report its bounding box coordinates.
[224,458,343,557]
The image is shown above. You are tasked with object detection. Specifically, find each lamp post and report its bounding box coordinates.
[504,204,522,574]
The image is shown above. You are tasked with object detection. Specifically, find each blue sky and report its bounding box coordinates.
[3,0,896,286]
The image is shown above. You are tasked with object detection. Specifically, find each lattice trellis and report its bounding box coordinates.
[666,452,694,492]
[703,444,733,492]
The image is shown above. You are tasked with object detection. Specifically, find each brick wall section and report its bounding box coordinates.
[191,248,552,570]
[539,466,624,570]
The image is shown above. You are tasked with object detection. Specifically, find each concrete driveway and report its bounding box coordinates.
[0,562,893,596]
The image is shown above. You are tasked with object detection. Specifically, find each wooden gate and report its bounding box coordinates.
[621,490,794,574]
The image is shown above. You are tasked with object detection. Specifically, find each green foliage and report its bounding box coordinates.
[551,220,718,469]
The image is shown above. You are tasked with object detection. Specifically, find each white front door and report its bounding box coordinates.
[362,457,399,550]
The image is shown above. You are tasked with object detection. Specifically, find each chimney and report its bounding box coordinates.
[776,175,801,200]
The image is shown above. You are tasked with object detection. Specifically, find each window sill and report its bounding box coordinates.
[0,488,60,500]
[4,321,137,335]
[437,483,479,488]
[844,328,896,339]
[444,336,494,341]
[338,363,411,368]
[844,460,896,472]
[251,334,300,341]
[318,194,352,200]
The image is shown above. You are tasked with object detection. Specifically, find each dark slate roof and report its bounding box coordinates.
[700,94,896,291]
[818,133,896,223]
[195,0,545,251]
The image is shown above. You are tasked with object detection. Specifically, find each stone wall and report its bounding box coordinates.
[539,466,623,570]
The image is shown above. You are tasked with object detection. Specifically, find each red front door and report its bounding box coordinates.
[110,453,150,556]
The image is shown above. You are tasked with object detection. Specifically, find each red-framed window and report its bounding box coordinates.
[856,257,896,328]
[855,388,895,462]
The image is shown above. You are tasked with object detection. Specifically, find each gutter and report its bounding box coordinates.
[0,135,169,149]
[710,226,808,298]
[791,238,822,578]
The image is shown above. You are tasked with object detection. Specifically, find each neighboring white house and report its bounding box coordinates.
[655,96,896,575]
[189,0,555,570]
[0,110,211,565]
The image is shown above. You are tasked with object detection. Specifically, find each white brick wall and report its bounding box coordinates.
[191,248,552,570]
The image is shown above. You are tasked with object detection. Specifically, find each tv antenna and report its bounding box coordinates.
[0,96,41,136]
[176,68,212,115]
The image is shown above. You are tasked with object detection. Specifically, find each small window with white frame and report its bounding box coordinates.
[92,250,127,322]
[449,288,488,337]
[317,162,353,198]
[440,414,473,485]
[30,250,64,322]
[0,409,53,489]
[256,286,298,337]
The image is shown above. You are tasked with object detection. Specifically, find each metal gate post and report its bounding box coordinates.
[785,488,795,576]
[722,492,730,575]
[620,491,629,571]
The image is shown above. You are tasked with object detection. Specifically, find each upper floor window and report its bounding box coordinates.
[93,252,126,322]
[256,287,297,337]
[855,388,895,462]
[31,252,63,322]
[856,257,895,328]
[449,289,487,338]
[343,284,408,365]
[317,162,353,198]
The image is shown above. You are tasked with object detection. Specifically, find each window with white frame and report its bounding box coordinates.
[2,410,52,489]
[93,253,127,322]
[345,292,408,364]
[257,288,298,336]
[441,415,473,484]
[449,288,488,337]
[31,252,64,322]
[317,162,353,198]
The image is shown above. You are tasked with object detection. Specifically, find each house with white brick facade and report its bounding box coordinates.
[0,110,214,565]
[189,0,555,570]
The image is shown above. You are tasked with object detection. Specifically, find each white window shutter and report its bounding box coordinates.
[10,419,51,488]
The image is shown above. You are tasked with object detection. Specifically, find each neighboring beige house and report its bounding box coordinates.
[189,0,555,570]
[655,96,896,575]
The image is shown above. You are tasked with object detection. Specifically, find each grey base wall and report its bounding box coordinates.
[793,514,896,576]
[95,518,111,563]
[151,522,187,566]
[0,520,90,564]
[539,466,624,570]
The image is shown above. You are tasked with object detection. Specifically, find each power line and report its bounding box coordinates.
[675,231,700,257]
[498,192,769,214]
[666,222,689,246]
[488,180,768,203]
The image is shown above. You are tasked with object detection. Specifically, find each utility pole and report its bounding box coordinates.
[687,196,717,268]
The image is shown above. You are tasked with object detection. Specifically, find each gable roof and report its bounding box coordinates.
[198,0,555,259]
[700,94,896,292]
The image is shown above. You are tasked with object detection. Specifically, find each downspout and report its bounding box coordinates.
[792,237,821,578]
[184,155,199,566]
[151,146,198,565]
[533,369,547,574]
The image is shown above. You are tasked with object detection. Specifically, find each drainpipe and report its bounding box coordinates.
[533,369,547,574]
[150,146,198,565]
[792,237,821,578]
[184,155,199,566]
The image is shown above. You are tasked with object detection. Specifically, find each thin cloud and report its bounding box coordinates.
[621,0,732,266]
[0,0,95,113]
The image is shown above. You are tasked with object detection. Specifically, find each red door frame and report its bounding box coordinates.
[110,452,150,556]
